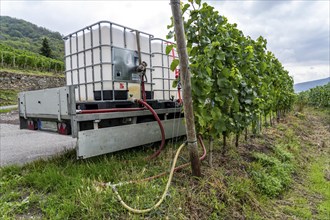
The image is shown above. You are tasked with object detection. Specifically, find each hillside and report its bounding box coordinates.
[294,77,330,93]
[0,16,64,61]
[0,17,67,107]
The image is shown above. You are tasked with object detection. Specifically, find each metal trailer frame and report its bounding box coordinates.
[18,21,185,159]
[18,86,185,159]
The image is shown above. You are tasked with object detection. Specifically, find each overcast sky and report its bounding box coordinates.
[1,0,329,83]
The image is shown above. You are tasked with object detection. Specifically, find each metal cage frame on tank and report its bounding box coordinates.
[63,21,180,111]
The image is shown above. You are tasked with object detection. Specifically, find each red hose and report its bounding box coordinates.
[141,135,207,182]
[78,107,145,114]
[170,44,180,79]
[137,99,166,160]
[97,135,207,187]
[77,100,166,160]
[172,134,207,171]
[178,88,182,104]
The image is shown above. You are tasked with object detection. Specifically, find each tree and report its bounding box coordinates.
[170,0,201,177]
[40,37,52,58]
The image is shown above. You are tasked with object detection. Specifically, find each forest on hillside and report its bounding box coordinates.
[0,16,65,73]
[0,16,64,61]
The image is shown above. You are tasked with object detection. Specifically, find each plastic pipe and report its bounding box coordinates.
[131,134,207,183]
[104,135,207,214]
[109,141,187,214]
[104,134,207,187]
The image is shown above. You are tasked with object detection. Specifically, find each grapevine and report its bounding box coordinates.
[0,43,64,73]
[167,0,295,148]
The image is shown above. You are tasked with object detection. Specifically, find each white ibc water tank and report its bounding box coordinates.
[151,38,178,101]
[64,21,178,102]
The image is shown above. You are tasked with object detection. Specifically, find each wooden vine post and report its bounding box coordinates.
[170,0,201,177]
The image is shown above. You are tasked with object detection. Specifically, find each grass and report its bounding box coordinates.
[273,107,330,220]
[308,158,330,219]
[0,66,65,107]
[250,145,295,198]
[0,146,190,219]
[0,107,329,219]
[0,108,17,114]
[0,67,65,77]
[0,89,18,106]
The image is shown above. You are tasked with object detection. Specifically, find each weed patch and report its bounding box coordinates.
[308,158,330,219]
[0,89,18,106]
[0,67,64,77]
[250,145,295,197]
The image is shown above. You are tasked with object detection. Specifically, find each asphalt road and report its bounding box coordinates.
[0,122,76,167]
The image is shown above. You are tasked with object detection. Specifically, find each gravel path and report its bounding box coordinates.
[0,111,76,167]
[0,109,20,125]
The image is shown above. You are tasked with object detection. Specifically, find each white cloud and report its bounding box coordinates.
[285,62,330,83]
[1,0,172,37]
[1,0,329,83]
[208,0,329,83]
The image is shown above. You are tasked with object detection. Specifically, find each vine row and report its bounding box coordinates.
[297,83,330,108]
[0,43,64,73]
[167,0,295,147]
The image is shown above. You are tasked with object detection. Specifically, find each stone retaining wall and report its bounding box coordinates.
[0,71,66,91]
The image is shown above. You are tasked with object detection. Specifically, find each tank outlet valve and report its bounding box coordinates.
[136,61,147,73]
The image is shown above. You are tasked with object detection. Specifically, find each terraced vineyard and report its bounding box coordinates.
[0,43,64,73]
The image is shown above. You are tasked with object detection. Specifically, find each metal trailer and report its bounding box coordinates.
[18,21,185,159]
